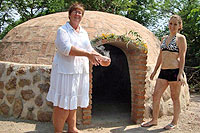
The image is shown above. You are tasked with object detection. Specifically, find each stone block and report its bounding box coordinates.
[18,79,31,87]
[0,81,4,89]
[0,103,10,115]
[6,94,15,104]
[7,65,14,76]
[0,91,4,99]
[37,110,52,122]
[35,95,43,107]
[21,90,35,100]
[16,66,26,75]
[0,63,5,78]
[33,74,41,84]
[5,76,17,90]
[38,83,50,93]
[13,98,23,118]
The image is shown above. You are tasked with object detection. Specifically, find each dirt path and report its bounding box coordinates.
[0,93,199,133]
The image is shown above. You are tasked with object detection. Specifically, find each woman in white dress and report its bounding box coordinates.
[46,2,111,133]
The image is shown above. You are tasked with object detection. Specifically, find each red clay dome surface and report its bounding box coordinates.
[0,11,160,65]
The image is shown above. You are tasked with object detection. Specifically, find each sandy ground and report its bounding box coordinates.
[0,93,200,133]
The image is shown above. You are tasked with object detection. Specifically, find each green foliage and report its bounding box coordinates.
[0,0,69,39]
[91,30,148,53]
[125,0,160,27]
[39,0,69,14]
[1,0,159,39]
[0,0,15,33]
[10,0,68,21]
[66,0,134,15]
[180,4,200,67]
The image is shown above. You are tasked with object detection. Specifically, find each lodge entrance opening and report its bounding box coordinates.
[92,44,131,123]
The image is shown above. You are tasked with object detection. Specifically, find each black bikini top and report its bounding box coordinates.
[161,35,179,53]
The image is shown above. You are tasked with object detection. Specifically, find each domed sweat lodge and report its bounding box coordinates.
[0,11,190,124]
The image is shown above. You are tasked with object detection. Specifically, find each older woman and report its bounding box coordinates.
[46,2,110,133]
[141,15,187,130]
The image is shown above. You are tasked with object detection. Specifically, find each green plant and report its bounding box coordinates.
[91,30,148,53]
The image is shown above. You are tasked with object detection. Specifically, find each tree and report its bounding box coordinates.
[64,0,135,15]
[0,0,139,39]
[125,0,159,27]
[0,0,69,39]
[0,0,15,33]
[179,1,200,67]
[10,0,68,21]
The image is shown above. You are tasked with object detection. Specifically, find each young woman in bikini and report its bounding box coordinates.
[141,14,187,130]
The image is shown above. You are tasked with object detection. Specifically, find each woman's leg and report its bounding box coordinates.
[53,106,69,133]
[67,109,79,132]
[152,79,169,122]
[169,82,181,125]
[142,79,168,126]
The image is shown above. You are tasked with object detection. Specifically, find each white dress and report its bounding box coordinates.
[46,22,94,110]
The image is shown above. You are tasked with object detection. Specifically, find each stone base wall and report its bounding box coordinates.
[0,61,191,123]
[0,61,82,122]
[0,61,53,121]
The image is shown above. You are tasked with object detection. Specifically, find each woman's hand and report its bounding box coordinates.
[177,73,186,85]
[87,51,101,66]
[95,55,111,67]
[150,71,156,80]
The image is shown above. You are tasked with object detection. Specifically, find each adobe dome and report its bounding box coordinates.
[0,11,160,65]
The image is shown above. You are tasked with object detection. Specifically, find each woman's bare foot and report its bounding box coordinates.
[163,123,177,130]
[68,128,81,133]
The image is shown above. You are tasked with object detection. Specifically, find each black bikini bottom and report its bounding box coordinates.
[158,68,179,81]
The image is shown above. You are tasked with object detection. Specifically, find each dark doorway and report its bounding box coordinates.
[92,44,131,123]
